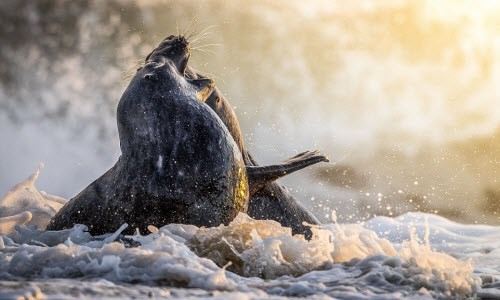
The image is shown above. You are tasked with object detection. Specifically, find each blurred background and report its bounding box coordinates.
[1,0,499,224]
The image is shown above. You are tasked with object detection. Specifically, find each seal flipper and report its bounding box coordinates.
[189,78,215,101]
[246,150,329,195]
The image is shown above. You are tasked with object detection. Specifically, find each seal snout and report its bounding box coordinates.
[165,35,190,56]
[145,35,191,74]
[167,35,190,74]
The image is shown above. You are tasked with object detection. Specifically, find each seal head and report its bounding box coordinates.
[145,35,191,75]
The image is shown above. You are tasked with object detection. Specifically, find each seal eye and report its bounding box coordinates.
[216,97,221,104]
[144,74,155,81]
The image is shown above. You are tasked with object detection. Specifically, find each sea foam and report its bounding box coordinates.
[0,166,491,299]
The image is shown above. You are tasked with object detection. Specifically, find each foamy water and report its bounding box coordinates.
[1,167,499,299]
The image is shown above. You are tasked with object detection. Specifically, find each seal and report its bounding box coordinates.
[144,36,327,198]
[184,66,328,237]
[47,36,249,234]
[145,36,327,237]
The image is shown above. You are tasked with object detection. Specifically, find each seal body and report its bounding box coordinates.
[185,67,324,237]
[48,37,248,234]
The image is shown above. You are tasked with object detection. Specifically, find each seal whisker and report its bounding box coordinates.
[192,48,208,54]
[185,25,202,41]
[190,25,219,42]
[186,24,210,42]
[191,43,223,50]
[201,71,226,85]
[190,36,212,46]
[190,32,213,44]
[122,59,144,84]
[193,48,216,55]
[193,49,213,56]
[182,14,199,37]
[199,24,220,35]
[191,46,219,55]
[186,29,200,41]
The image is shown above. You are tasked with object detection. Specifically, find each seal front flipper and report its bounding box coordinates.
[189,78,215,101]
[246,150,329,194]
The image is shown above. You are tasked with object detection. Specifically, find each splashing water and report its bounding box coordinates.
[0,163,67,237]
[187,213,335,279]
[0,166,498,299]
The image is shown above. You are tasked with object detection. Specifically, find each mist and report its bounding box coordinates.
[1,0,499,224]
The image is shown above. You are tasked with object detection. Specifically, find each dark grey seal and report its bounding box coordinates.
[47,36,249,234]
[184,67,328,237]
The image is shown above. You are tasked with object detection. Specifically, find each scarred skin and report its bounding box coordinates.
[48,36,249,234]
